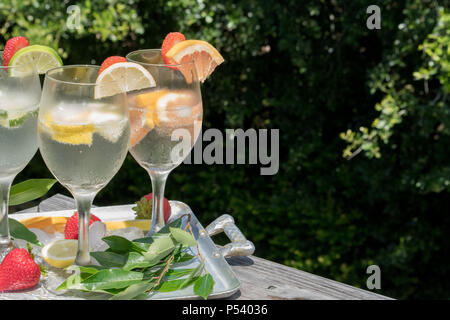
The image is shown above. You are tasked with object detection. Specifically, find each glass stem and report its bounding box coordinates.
[74,193,95,266]
[147,170,170,236]
[0,177,14,246]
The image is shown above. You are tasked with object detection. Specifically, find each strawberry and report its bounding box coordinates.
[3,36,29,67]
[161,32,186,67]
[64,212,102,239]
[0,248,40,292]
[132,193,171,222]
[98,56,127,74]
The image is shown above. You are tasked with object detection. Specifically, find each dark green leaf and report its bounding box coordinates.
[81,269,143,291]
[109,280,154,300]
[90,251,127,268]
[165,268,196,280]
[193,274,215,299]
[9,179,57,206]
[173,252,195,263]
[156,277,200,292]
[9,218,42,247]
[156,262,204,292]
[123,252,160,271]
[102,235,146,254]
[180,262,204,287]
[56,271,94,291]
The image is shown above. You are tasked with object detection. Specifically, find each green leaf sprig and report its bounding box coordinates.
[56,216,215,300]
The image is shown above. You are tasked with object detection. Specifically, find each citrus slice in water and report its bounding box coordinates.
[0,109,38,128]
[94,62,156,99]
[41,113,95,146]
[42,239,78,269]
[165,40,224,82]
[8,45,63,76]
[135,89,170,128]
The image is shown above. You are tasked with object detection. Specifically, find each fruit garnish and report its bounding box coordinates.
[161,32,186,67]
[165,39,224,82]
[64,211,101,239]
[94,60,156,99]
[128,107,151,148]
[2,36,29,67]
[98,56,127,74]
[8,44,62,76]
[132,192,171,223]
[0,248,40,292]
[135,89,170,128]
[41,239,78,269]
[0,109,38,129]
[40,114,95,146]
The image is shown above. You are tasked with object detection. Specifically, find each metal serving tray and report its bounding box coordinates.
[0,201,254,300]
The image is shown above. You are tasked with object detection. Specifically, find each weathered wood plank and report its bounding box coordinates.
[14,194,392,300]
[225,255,391,300]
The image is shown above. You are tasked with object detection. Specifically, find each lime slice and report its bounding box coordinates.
[0,109,38,128]
[8,45,63,76]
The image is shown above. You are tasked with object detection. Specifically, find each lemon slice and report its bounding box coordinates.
[94,62,156,99]
[42,239,78,269]
[165,40,224,82]
[40,111,95,145]
[8,45,63,77]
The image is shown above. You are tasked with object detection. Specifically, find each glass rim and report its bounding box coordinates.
[44,64,118,87]
[0,50,37,70]
[126,49,195,68]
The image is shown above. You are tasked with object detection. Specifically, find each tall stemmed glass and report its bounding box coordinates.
[38,65,130,265]
[0,52,41,257]
[126,49,202,235]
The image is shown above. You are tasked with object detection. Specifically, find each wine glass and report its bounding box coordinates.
[126,49,202,235]
[38,65,130,265]
[0,52,41,257]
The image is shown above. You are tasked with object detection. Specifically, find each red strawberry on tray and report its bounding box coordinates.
[132,192,171,223]
[64,212,102,239]
[0,248,40,292]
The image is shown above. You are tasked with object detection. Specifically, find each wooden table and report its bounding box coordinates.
[15,194,392,300]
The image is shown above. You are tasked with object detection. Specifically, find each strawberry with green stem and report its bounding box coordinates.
[132,193,171,222]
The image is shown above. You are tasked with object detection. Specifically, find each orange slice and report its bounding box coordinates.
[136,89,170,129]
[165,40,224,83]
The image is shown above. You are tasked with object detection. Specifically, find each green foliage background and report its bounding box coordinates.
[1,0,449,299]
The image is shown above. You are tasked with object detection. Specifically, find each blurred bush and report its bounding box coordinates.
[1,0,449,298]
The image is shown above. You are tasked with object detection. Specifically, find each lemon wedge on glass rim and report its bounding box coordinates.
[42,239,78,269]
[94,62,156,99]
